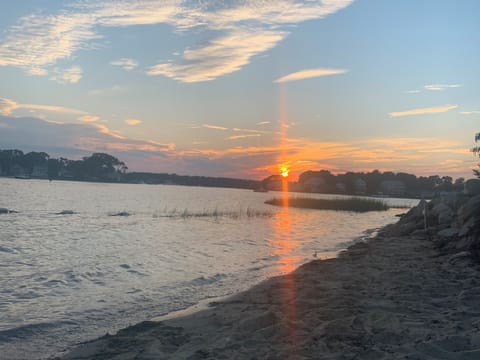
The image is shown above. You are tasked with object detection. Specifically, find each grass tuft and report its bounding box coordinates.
[265,197,389,212]
[153,207,273,219]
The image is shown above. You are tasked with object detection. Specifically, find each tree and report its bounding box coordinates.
[474,132,480,178]
[47,158,62,179]
[0,149,24,174]
[20,151,49,173]
[81,153,127,179]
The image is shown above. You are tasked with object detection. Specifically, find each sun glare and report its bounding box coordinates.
[280,167,289,177]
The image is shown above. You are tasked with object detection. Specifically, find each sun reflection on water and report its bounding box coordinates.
[270,176,301,354]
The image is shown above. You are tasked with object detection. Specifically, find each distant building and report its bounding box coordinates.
[32,164,48,178]
[303,177,326,193]
[58,168,74,179]
[380,180,406,197]
[106,171,122,182]
[335,182,346,193]
[10,164,27,177]
[354,178,367,195]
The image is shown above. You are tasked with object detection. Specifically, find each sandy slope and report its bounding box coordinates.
[60,230,480,359]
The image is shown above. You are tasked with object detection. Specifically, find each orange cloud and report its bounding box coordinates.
[389,104,458,117]
[79,115,100,122]
[274,68,348,83]
[125,119,143,126]
[226,134,261,140]
[202,124,228,131]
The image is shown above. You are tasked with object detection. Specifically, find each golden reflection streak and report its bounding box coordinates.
[271,84,299,355]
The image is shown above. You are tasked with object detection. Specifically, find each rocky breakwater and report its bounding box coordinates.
[383,178,480,259]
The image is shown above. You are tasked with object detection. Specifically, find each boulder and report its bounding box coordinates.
[437,228,459,240]
[430,202,454,226]
[397,199,426,224]
[431,202,453,217]
[438,211,454,225]
[435,228,459,249]
[459,217,477,237]
[397,221,417,236]
[464,179,480,196]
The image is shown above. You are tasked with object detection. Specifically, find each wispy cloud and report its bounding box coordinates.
[405,90,420,94]
[0,97,88,116]
[0,0,353,82]
[0,98,18,116]
[0,11,97,75]
[424,84,462,91]
[389,104,458,118]
[88,85,127,97]
[232,127,271,134]
[226,134,261,140]
[110,58,138,71]
[94,123,125,139]
[147,30,286,82]
[27,68,48,76]
[125,119,142,126]
[274,68,348,83]
[460,110,480,115]
[256,121,270,126]
[202,124,228,131]
[79,115,100,122]
[50,66,83,84]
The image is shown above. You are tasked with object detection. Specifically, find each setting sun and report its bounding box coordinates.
[280,167,290,177]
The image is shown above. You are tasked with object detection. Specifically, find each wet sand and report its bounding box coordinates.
[60,226,480,360]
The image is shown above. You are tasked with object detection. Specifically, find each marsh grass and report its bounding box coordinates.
[265,197,390,212]
[153,207,273,220]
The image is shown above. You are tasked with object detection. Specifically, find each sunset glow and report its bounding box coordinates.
[0,0,477,180]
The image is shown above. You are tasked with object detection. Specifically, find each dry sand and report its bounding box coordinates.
[60,231,480,359]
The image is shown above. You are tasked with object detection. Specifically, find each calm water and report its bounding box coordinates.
[0,178,417,359]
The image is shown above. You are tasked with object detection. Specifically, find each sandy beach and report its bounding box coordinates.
[60,196,480,360]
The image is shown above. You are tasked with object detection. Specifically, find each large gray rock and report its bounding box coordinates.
[438,212,453,225]
[431,202,454,225]
[464,179,480,196]
[398,199,426,224]
[459,217,477,237]
[435,228,459,249]
[438,228,459,239]
[431,202,453,216]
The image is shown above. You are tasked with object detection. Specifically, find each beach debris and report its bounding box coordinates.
[0,207,17,214]
[56,210,76,215]
[110,211,131,217]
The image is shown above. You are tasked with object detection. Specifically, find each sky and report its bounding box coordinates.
[0,0,479,180]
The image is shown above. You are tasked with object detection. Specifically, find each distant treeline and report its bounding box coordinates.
[0,149,468,196]
[0,149,259,189]
[261,169,467,198]
[0,149,127,181]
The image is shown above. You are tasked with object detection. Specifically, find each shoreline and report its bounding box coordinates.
[59,194,480,359]
[60,233,480,357]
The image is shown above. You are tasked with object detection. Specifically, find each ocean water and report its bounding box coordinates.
[0,178,418,359]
